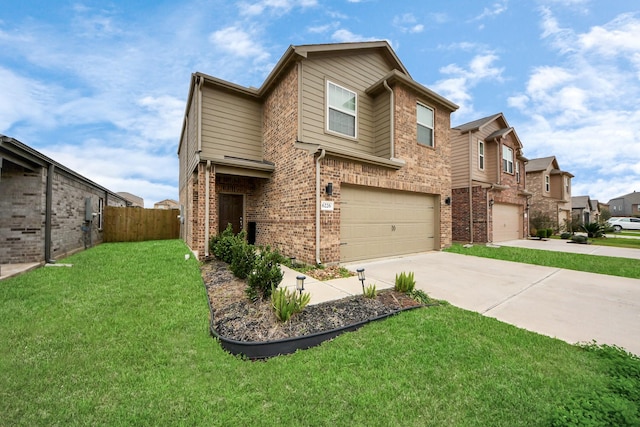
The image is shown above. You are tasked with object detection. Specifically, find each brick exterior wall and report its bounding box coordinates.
[0,161,127,264]
[527,172,571,231]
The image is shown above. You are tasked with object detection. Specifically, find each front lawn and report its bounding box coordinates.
[1,240,638,426]
[446,243,640,279]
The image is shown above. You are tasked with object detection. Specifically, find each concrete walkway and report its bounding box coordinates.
[281,240,640,356]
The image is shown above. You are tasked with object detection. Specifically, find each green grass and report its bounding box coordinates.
[446,243,640,279]
[1,240,638,426]
[594,236,640,249]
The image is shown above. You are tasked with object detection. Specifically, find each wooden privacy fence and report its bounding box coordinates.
[104,207,180,242]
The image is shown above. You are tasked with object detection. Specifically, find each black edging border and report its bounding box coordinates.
[203,278,425,360]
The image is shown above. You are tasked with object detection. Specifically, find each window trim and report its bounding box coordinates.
[326,80,357,139]
[502,146,514,174]
[416,102,435,148]
[478,140,485,170]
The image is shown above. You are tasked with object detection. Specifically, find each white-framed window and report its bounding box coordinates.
[478,140,485,170]
[98,197,104,229]
[516,161,521,183]
[564,176,570,193]
[545,175,550,192]
[502,146,514,174]
[327,81,357,138]
[417,103,434,147]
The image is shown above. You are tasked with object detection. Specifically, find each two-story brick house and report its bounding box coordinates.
[525,156,573,231]
[177,41,458,264]
[450,113,531,243]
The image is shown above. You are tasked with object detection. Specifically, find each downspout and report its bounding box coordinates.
[204,160,211,258]
[383,80,395,159]
[315,149,326,265]
[45,163,54,263]
[487,184,496,243]
[468,132,473,243]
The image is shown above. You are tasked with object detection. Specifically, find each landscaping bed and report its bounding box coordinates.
[201,259,421,344]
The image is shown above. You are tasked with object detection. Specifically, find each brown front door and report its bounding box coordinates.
[218,194,243,234]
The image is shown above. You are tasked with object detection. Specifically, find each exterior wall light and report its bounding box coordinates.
[325,182,333,196]
[445,196,451,206]
[489,199,495,207]
[296,275,306,296]
[357,268,365,292]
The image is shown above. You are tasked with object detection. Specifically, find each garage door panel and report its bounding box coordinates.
[340,185,436,262]
[493,203,520,242]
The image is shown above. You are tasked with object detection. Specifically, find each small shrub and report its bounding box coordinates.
[210,224,246,263]
[395,272,416,293]
[560,232,572,240]
[230,240,256,279]
[581,222,606,238]
[536,229,548,239]
[407,288,433,305]
[363,283,377,299]
[546,228,554,238]
[246,246,285,302]
[271,286,311,322]
[570,235,588,244]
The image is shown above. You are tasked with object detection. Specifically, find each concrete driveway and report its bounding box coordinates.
[343,242,640,356]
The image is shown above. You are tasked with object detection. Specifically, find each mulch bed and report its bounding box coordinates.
[201,259,421,343]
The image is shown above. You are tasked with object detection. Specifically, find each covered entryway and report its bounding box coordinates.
[340,185,436,262]
[218,194,244,234]
[493,203,521,242]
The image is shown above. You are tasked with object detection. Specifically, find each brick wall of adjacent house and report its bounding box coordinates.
[527,172,570,231]
[0,161,127,264]
[452,186,489,242]
[0,162,44,263]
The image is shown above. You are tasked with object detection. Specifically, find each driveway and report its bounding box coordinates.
[344,242,640,356]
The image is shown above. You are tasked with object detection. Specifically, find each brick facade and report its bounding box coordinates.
[0,158,127,264]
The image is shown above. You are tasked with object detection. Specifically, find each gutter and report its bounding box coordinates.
[468,131,473,244]
[315,149,326,265]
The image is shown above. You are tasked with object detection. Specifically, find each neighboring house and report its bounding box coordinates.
[450,113,531,243]
[608,191,640,217]
[178,41,458,263]
[590,199,601,223]
[154,199,179,210]
[525,156,573,231]
[571,195,594,224]
[117,191,144,207]
[0,135,128,265]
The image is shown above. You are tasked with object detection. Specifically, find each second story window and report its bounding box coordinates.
[516,161,520,183]
[565,176,570,193]
[478,140,485,170]
[502,146,513,174]
[545,175,550,192]
[327,81,356,138]
[417,103,434,147]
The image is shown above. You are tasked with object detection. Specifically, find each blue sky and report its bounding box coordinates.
[1,0,639,207]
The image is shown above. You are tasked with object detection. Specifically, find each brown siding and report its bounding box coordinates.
[450,131,470,188]
[200,86,263,161]
[372,91,391,158]
[300,52,393,154]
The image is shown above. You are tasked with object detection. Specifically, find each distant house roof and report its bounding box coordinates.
[453,112,525,158]
[608,191,640,204]
[453,113,503,132]
[154,199,179,209]
[526,156,574,177]
[571,195,591,209]
[117,192,144,207]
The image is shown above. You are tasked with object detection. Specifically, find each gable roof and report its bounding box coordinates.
[452,113,503,132]
[571,195,591,209]
[1,134,128,204]
[526,156,575,177]
[608,191,640,204]
[453,112,525,155]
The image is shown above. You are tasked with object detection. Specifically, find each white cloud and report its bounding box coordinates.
[472,0,508,21]
[393,13,424,34]
[430,53,504,118]
[331,28,378,43]
[238,0,318,16]
[209,26,270,62]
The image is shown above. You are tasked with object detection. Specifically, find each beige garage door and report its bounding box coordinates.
[340,185,436,262]
[493,203,521,242]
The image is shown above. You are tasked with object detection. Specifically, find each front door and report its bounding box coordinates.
[218,194,243,234]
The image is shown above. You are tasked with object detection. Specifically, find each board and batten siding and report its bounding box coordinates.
[372,92,391,158]
[200,86,263,162]
[450,131,470,188]
[300,52,394,155]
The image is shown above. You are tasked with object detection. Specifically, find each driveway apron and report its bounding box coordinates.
[345,250,640,356]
